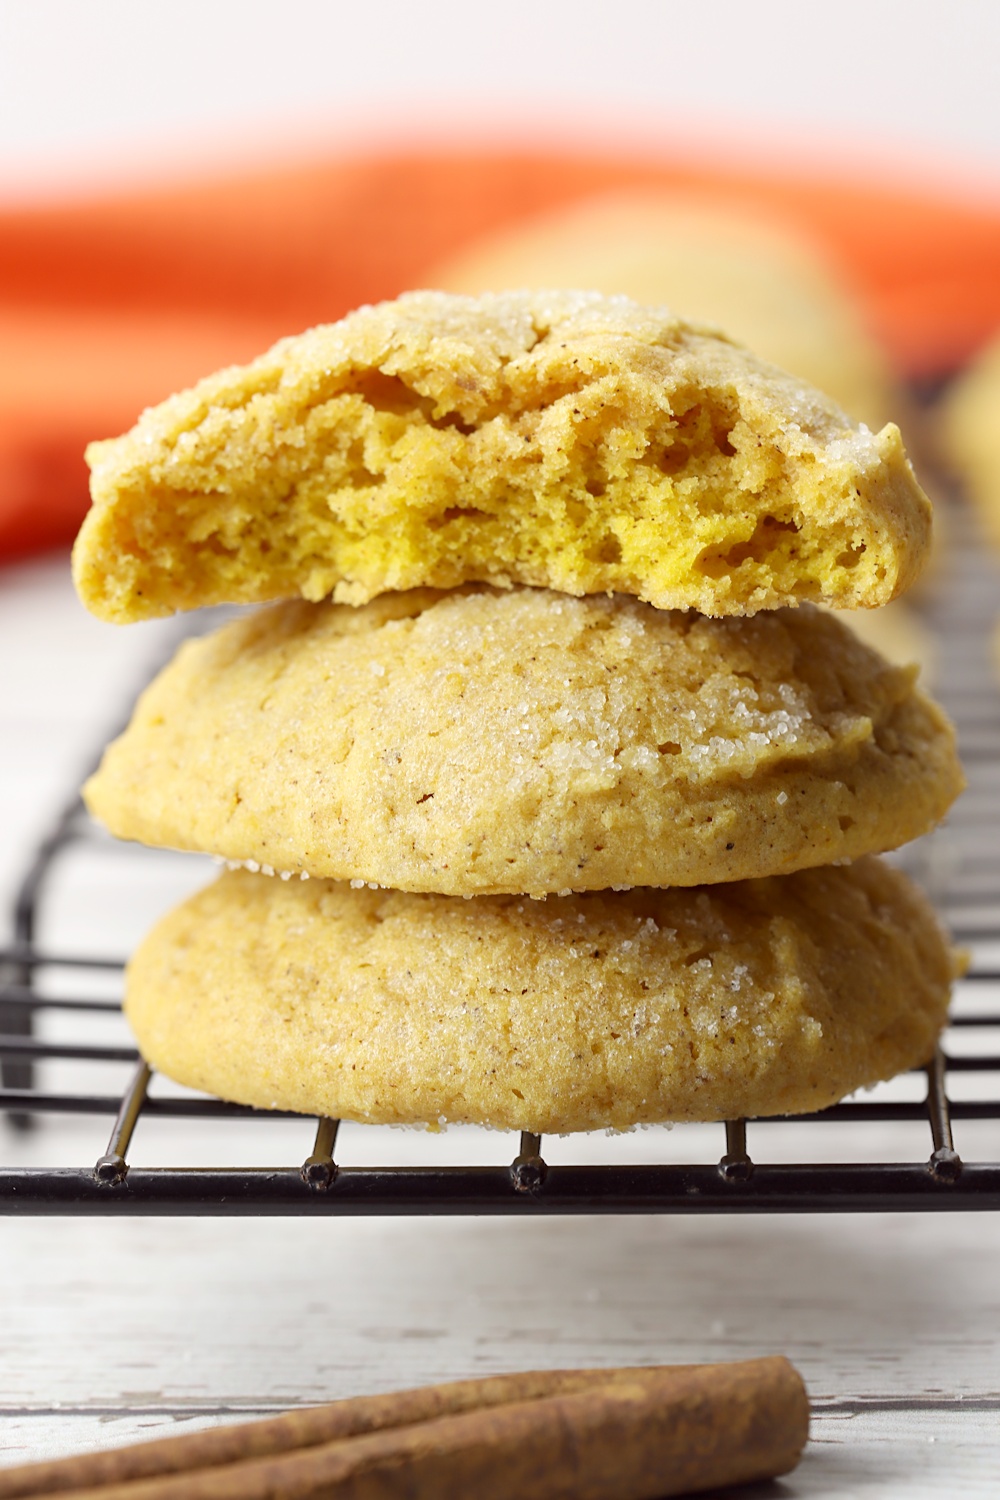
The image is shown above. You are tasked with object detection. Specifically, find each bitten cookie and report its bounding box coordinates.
[84,587,964,897]
[124,858,955,1132]
[73,289,931,623]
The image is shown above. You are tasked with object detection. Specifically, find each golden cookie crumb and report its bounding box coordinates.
[73,290,932,622]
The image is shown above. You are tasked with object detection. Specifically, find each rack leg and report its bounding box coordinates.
[1,958,33,1131]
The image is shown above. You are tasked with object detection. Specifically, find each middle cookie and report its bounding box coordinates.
[85,587,962,896]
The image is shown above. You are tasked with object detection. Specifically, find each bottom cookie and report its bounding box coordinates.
[125,859,954,1133]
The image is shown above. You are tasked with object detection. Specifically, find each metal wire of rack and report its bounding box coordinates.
[2,506,1000,1215]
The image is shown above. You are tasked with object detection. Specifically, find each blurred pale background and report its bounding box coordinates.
[2,0,999,199]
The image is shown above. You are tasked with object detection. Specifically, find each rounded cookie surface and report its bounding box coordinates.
[820,598,939,684]
[73,289,931,622]
[84,587,964,897]
[124,859,954,1132]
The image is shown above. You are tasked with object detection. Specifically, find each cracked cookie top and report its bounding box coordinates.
[73,290,932,622]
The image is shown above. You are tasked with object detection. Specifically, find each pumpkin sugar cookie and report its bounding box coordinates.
[73,290,932,623]
[84,587,963,897]
[124,857,955,1133]
[942,331,1000,550]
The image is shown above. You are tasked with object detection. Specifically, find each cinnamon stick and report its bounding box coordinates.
[0,1366,657,1498]
[0,1357,808,1500]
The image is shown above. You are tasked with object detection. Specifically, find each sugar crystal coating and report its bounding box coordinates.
[124,857,955,1131]
[84,586,964,896]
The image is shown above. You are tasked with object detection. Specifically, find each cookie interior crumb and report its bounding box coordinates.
[74,290,931,622]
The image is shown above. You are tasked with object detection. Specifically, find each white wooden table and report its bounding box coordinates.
[2,555,999,1497]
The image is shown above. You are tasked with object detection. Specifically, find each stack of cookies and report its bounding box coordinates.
[74,292,963,1132]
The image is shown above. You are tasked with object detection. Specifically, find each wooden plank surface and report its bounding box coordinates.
[1,1212,999,1491]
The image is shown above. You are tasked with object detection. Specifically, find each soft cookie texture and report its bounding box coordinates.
[124,859,954,1132]
[84,587,963,896]
[74,290,932,623]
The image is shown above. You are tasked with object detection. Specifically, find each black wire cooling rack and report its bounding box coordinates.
[2,506,1000,1215]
